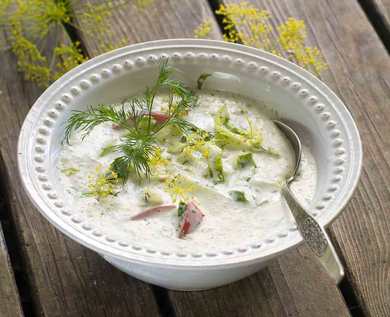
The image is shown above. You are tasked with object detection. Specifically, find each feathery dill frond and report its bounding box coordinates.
[64,104,134,143]
[111,131,156,180]
[64,59,199,181]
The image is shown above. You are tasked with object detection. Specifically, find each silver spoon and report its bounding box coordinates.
[273,120,344,284]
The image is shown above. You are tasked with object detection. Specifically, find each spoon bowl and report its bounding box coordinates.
[273,120,302,184]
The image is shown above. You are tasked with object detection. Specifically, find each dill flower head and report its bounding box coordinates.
[215,2,327,75]
[277,17,327,74]
[164,175,196,202]
[85,168,120,199]
[149,147,169,170]
[194,19,213,39]
[0,0,127,87]
[53,42,87,80]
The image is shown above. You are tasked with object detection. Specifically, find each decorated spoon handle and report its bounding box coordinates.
[281,185,344,283]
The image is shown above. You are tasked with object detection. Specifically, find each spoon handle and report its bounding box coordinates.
[281,185,344,283]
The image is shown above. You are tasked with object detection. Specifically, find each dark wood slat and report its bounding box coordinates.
[0,222,23,317]
[222,0,390,315]
[372,0,390,26]
[358,0,390,52]
[0,30,160,316]
[71,1,350,316]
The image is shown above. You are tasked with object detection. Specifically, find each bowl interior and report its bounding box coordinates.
[51,63,329,208]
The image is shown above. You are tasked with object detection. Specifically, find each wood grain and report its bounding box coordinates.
[0,30,160,316]
[71,1,350,316]
[0,222,23,317]
[70,0,221,56]
[269,246,349,317]
[222,0,390,315]
[169,245,350,317]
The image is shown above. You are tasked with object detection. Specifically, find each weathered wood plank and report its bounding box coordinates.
[0,30,160,316]
[70,0,221,56]
[0,222,23,317]
[71,1,350,316]
[269,246,349,317]
[222,0,390,315]
[169,245,350,317]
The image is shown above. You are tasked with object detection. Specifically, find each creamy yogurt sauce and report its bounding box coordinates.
[58,90,317,253]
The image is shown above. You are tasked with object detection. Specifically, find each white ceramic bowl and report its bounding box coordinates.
[18,39,362,290]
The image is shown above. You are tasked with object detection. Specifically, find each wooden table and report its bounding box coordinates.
[0,0,389,316]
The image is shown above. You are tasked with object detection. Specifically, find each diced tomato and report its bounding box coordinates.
[112,111,169,129]
[112,117,133,130]
[178,200,205,238]
[150,111,170,123]
[131,204,176,220]
[180,220,191,237]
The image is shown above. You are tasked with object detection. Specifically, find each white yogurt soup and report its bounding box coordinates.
[58,65,317,254]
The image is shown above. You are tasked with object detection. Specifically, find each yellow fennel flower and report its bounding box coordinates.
[215,2,327,75]
[194,19,213,38]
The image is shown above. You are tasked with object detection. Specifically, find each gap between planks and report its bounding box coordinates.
[0,184,24,317]
[356,0,390,52]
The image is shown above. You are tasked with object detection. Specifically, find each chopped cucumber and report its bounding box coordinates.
[142,188,164,206]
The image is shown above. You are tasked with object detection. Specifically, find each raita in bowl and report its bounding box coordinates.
[18,40,362,290]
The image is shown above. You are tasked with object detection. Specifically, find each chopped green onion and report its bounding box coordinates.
[259,146,280,157]
[214,153,224,183]
[100,144,116,157]
[214,126,244,148]
[229,190,247,202]
[214,105,229,126]
[178,201,187,218]
[62,167,79,176]
[225,121,246,135]
[236,153,256,169]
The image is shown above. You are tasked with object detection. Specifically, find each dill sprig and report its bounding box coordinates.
[111,132,156,180]
[64,60,198,180]
[64,104,133,143]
